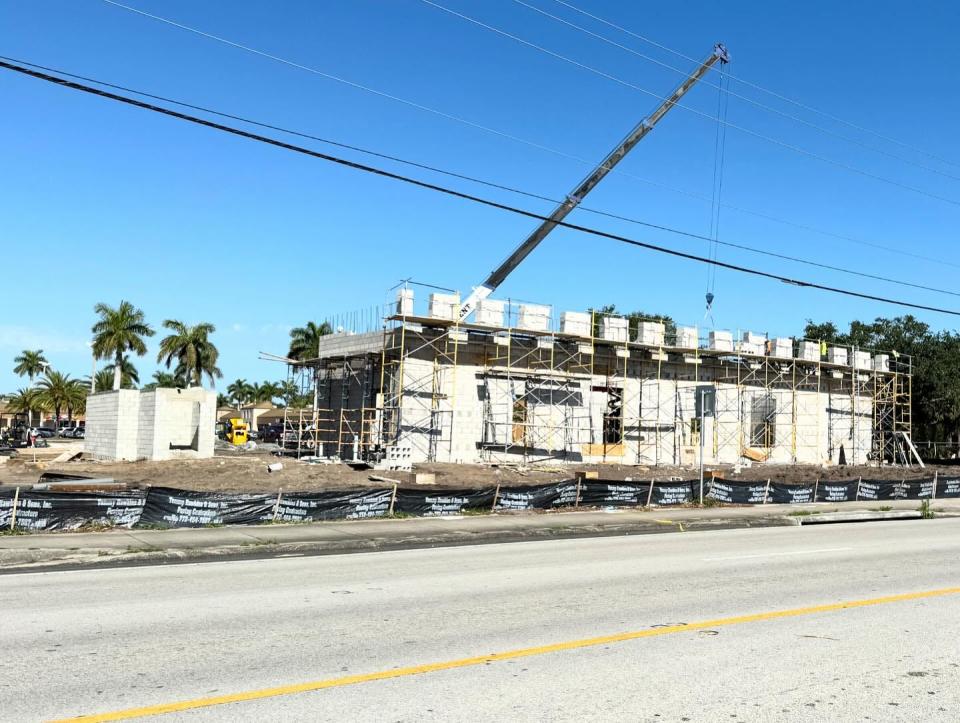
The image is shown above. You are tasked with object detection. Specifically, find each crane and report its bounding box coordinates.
[457,42,730,321]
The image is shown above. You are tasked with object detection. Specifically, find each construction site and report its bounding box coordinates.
[275,290,913,471]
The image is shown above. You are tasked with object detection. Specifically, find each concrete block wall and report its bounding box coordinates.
[84,387,215,461]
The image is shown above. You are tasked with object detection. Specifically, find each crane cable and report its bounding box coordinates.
[706,65,731,320]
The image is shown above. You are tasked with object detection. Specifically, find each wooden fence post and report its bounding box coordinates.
[388,483,398,515]
[9,486,20,530]
[271,488,283,523]
[491,483,500,511]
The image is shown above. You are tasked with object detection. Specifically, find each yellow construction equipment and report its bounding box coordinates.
[226,417,249,446]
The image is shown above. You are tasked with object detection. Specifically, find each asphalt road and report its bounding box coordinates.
[4,519,960,721]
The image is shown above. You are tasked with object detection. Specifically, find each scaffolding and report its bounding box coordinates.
[286,296,912,468]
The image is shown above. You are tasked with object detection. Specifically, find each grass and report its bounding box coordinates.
[0,527,29,536]
[124,545,161,554]
[787,510,821,517]
[384,511,415,519]
[461,507,493,516]
[870,506,893,512]
[919,499,935,519]
[240,538,277,548]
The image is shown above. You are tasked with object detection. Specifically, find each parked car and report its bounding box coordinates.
[36,427,57,438]
[258,423,284,444]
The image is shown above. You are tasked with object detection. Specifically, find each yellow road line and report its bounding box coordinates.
[54,585,960,722]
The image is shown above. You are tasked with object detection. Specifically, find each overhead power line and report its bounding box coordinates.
[96,0,959,269]
[550,0,960,172]
[3,58,959,318]
[419,0,960,209]
[4,54,952,299]
[512,0,960,184]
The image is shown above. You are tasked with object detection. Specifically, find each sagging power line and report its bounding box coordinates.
[3,57,960,318]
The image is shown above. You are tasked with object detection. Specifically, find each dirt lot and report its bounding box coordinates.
[0,445,951,493]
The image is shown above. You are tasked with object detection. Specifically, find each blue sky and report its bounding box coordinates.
[2,0,959,392]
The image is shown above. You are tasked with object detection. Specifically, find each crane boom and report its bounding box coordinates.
[458,42,729,320]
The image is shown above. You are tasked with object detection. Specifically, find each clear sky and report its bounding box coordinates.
[2,0,959,393]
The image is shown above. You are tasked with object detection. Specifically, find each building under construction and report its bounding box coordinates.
[278,290,913,469]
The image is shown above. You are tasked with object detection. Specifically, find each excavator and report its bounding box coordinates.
[456,43,729,321]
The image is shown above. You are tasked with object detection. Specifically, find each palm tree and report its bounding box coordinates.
[216,393,231,408]
[227,378,252,408]
[141,370,186,390]
[13,349,48,381]
[91,301,155,391]
[7,388,45,427]
[36,370,75,426]
[65,379,88,420]
[103,357,140,388]
[288,321,332,360]
[257,381,281,403]
[90,369,117,393]
[157,320,222,389]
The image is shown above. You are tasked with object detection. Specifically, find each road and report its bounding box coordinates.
[3,519,960,721]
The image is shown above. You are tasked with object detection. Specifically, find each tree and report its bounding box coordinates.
[216,393,231,408]
[91,301,155,391]
[256,381,281,403]
[13,349,48,381]
[65,379,88,420]
[90,369,118,393]
[36,370,76,426]
[6,388,45,427]
[227,378,252,408]
[141,370,186,391]
[288,321,332,360]
[156,320,222,388]
[103,357,140,388]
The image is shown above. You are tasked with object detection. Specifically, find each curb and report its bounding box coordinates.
[0,512,798,573]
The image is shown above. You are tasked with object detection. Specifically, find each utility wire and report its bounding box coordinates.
[550,0,960,172]
[513,0,960,184]
[3,54,956,299]
[3,58,959,318]
[96,0,960,269]
[420,0,960,209]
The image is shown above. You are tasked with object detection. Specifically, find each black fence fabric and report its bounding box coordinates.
[271,489,392,522]
[707,479,768,504]
[937,477,960,498]
[395,488,496,516]
[0,489,145,531]
[767,483,815,504]
[1,473,955,532]
[494,484,563,511]
[140,487,274,527]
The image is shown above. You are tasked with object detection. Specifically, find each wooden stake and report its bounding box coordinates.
[763,478,771,504]
[814,477,820,502]
[933,470,938,500]
[271,488,283,523]
[491,483,500,511]
[575,477,582,507]
[388,483,398,515]
[855,476,862,501]
[9,486,19,530]
[646,478,655,507]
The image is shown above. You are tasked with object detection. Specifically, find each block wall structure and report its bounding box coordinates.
[85,387,216,461]
[283,302,911,468]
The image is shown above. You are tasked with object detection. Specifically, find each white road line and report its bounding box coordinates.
[704,547,853,562]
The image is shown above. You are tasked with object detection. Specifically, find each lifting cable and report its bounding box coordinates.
[706,65,731,320]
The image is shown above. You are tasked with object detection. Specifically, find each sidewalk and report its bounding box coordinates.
[3,499,958,571]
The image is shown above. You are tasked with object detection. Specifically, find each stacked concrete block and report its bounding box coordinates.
[798,341,821,362]
[474,299,505,327]
[873,354,890,372]
[634,321,665,346]
[767,337,794,359]
[560,311,591,337]
[739,331,766,356]
[517,304,551,332]
[675,326,698,349]
[708,330,734,352]
[395,288,414,316]
[827,346,848,366]
[85,389,141,461]
[853,350,872,371]
[428,293,459,320]
[601,316,628,343]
